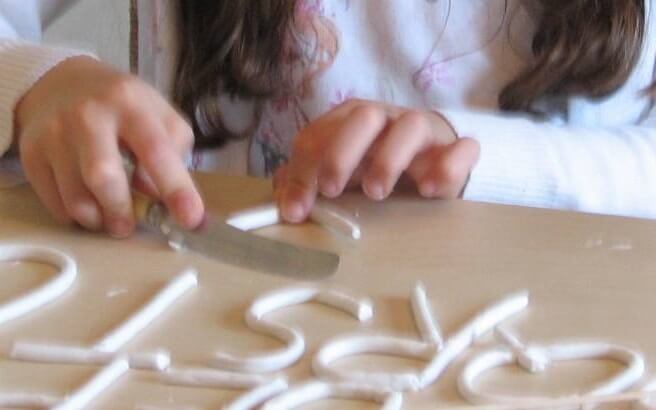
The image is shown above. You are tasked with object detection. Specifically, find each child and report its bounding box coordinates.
[1,1,655,236]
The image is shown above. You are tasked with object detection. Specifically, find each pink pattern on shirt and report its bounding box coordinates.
[413,60,454,93]
[331,88,356,108]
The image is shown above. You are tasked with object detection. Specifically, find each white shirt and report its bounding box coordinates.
[2,0,656,219]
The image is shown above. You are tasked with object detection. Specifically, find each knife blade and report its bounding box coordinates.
[122,151,339,279]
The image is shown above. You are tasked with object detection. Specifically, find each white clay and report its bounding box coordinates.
[429,391,656,410]
[11,269,194,369]
[458,335,645,405]
[94,269,198,352]
[0,392,60,408]
[223,377,289,410]
[134,407,204,410]
[225,202,361,240]
[213,317,304,373]
[635,378,656,409]
[0,244,77,326]
[225,205,280,232]
[161,367,273,389]
[494,327,550,373]
[419,291,529,388]
[308,202,362,240]
[213,286,373,373]
[53,357,130,410]
[261,381,402,410]
[127,349,171,370]
[410,282,443,348]
[10,342,170,370]
[313,334,435,391]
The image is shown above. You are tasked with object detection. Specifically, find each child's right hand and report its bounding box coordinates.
[14,56,204,237]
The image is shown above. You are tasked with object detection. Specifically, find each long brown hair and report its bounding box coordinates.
[174,0,654,148]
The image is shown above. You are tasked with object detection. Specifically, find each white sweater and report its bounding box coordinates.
[2,0,656,219]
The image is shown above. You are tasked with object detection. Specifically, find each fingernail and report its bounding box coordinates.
[420,182,438,197]
[321,181,340,198]
[109,219,133,238]
[365,181,385,201]
[282,200,305,223]
[170,189,204,229]
[74,202,102,231]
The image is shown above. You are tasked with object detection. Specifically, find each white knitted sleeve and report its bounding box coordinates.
[0,8,95,157]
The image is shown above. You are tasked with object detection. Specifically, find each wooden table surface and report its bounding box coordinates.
[1,173,656,409]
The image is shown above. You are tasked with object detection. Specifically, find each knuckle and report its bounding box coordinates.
[67,101,101,132]
[400,111,430,134]
[437,161,460,185]
[140,145,169,166]
[43,118,65,137]
[169,117,194,151]
[351,104,385,127]
[104,75,139,105]
[84,160,120,192]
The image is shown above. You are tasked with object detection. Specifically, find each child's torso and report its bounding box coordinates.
[195,0,537,175]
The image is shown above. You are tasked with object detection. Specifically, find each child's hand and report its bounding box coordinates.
[14,56,204,237]
[274,99,480,222]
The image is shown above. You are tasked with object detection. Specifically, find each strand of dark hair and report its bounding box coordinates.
[174,0,655,148]
[500,0,651,112]
[174,0,297,149]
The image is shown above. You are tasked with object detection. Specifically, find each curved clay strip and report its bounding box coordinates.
[213,286,373,373]
[225,202,361,240]
[313,334,435,391]
[0,244,77,326]
[11,269,195,369]
[458,339,645,405]
[410,282,443,348]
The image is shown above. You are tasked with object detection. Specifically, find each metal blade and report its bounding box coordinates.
[165,216,339,279]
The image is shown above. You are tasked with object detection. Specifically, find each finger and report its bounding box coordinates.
[280,154,318,223]
[273,165,288,191]
[317,104,387,197]
[121,112,204,229]
[280,130,323,222]
[408,138,481,199]
[362,111,432,200]
[163,112,194,158]
[49,147,102,230]
[273,165,288,202]
[76,124,135,238]
[20,148,71,225]
[132,165,159,198]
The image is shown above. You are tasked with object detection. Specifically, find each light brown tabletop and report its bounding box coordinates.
[1,173,655,409]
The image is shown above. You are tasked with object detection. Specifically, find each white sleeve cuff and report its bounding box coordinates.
[0,40,97,156]
[439,109,566,209]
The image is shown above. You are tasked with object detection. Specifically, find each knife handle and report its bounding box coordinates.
[120,149,167,228]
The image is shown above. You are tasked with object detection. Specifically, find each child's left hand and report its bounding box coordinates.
[274,99,480,223]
